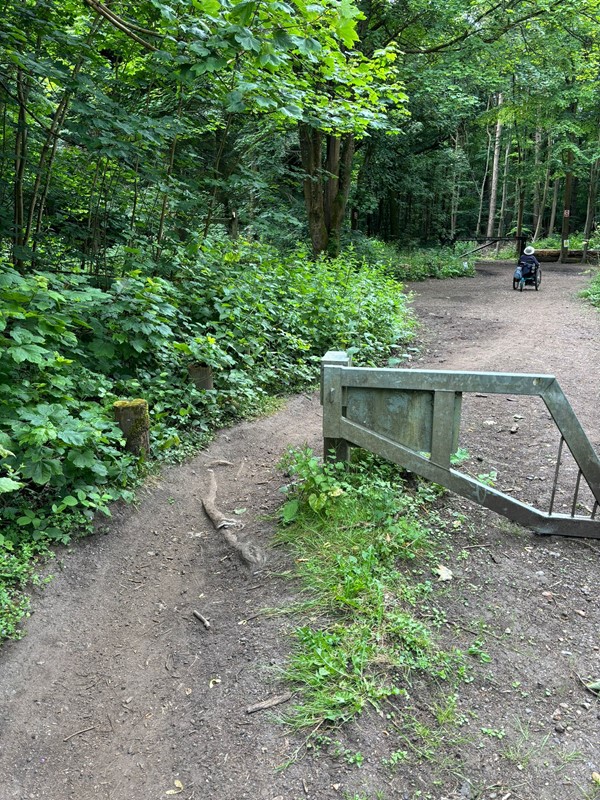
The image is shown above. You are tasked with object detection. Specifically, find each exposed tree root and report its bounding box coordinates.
[201,469,267,568]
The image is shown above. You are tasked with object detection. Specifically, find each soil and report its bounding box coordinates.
[1,259,599,800]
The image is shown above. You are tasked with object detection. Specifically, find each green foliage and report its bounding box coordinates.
[0,241,413,642]
[580,269,600,309]
[390,249,475,282]
[275,449,466,729]
[346,238,475,282]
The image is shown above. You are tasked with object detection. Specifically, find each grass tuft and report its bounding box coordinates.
[275,448,467,731]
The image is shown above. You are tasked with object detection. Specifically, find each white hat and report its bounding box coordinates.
[524,246,535,255]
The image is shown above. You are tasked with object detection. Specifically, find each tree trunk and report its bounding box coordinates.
[532,128,542,235]
[325,133,355,256]
[560,149,574,262]
[25,19,102,258]
[515,177,524,242]
[582,139,600,261]
[298,125,354,257]
[299,123,328,255]
[13,67,29,267]
[548,178,560,236]
[533,135,552,242]
[476,97,493,237]
[450,132,460,240]
[494,136,512,255]
[485,93,503,239]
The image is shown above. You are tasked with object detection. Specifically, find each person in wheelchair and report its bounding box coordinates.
[518,245,540,278]
[513,245,541,290]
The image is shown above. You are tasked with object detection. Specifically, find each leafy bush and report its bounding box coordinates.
[580,269,600,308]
[345,235,475,281]
[0,240,415,641]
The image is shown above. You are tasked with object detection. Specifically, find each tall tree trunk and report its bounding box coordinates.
[560,149,574,262]
[25,18,102,258]
[533,135,552,241]
[298,123,328,255]
[476,96,493,237]
[582,135,600,261]
[485,93,503,239]
[325,134,354,256]
[450,132,460,240]
[494,136,512,255]
[298,125,354,257]
[13,67,29,267]
[515,177,525,241]
[548,178,560,236]
[532,128,542,235]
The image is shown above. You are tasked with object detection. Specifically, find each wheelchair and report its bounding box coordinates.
[513,260,541,291]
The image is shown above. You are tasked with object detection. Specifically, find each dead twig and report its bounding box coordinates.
[576,672,600,696]
[192,610,211,630]
[246,691,293,714]
[63,725,96,742]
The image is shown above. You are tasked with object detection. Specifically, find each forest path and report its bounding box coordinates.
[1,259,599,800]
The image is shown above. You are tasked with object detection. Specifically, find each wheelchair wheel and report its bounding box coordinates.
[513,278,519,290]
[535,269,542,290]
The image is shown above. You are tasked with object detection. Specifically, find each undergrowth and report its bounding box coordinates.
[0,238,415,642]
[344,236,475,281]
[274,449,468,735]
[580,268,600,309]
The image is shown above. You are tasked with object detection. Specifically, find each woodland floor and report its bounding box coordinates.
[1,259,599,800]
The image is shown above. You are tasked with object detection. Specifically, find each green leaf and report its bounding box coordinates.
[0,476,22,493]
[9,344,49,364]
[192,0,221,14]
[281,498,299,523]
[22,459,62,485]
[229,0,257,24]
[70,450,97,468]
[58,429,87,446]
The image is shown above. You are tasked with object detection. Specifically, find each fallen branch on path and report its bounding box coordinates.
[193,610,211,630]
[200,469,266,568]
[63,725,96,742]
[246,691,293,714]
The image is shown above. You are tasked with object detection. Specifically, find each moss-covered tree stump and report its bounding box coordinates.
[113,399,150,456]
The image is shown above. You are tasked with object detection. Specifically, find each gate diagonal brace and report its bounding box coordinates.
[321,351,600,540]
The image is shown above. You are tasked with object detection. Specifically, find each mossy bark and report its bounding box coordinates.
[113,399,150,456]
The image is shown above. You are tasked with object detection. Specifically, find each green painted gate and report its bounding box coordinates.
[321,351,600,539]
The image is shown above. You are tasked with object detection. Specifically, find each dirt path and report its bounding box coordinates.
[1,260,599,800]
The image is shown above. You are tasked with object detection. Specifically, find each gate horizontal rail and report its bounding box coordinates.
[321,351,600,539]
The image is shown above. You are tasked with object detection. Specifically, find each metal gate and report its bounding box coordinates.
[321,351,600,539]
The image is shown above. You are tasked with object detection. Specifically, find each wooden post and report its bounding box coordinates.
[188,364,214,390]
[113,399,150,456]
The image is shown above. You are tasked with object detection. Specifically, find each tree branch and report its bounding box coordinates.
[82,0,159,51]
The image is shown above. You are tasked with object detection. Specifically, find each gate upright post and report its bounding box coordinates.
[321,350,350,463]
